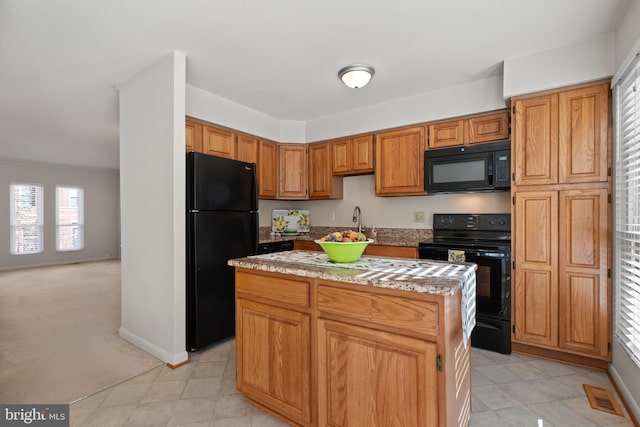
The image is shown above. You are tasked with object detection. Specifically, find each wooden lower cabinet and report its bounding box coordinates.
[234,268,471,426]
[317,319,438,427]
[236,299,311,424]
[236,272,311,425]
[513,188,610,360]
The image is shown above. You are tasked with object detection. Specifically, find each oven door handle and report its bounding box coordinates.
[464,251,508,258]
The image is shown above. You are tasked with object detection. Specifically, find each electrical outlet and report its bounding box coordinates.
[413,211,425,222]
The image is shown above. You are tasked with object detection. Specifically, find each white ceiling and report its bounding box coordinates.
[0,0,632,169]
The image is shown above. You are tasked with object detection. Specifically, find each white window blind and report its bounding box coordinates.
[56,186,84,251]
[9,183,44,255]
[615,52,640,368]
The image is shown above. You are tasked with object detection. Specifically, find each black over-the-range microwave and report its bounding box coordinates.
[424,140,511,193]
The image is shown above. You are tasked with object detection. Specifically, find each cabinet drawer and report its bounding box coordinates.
[237,271,310,308]
[317,284,439,336]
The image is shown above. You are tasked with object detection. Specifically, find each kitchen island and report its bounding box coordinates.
[228,251,476,427]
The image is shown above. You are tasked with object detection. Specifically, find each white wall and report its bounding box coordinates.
[186,85,306,142]
[503,32,616,98]
[609,2,640,421]
[0,158,119,270]
[118,51,187,365]
[306,76,506,142]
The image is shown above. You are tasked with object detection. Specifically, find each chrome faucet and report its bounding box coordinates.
[352,206,364,233]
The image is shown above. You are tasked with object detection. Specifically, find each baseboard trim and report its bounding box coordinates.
[0,256,120,271]
[512,342,609,370]
[119,327,188,366]
[608,363,640,425]
[166,359,190,369]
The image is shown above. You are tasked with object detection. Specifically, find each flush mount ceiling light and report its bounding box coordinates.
[338,65,375,89]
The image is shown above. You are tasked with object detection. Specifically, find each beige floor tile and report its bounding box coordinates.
[101,382,153,407]
[124,401,177,427]
[529,400,598,427]
[191,361,227,379]
[157,364,196,382]
[249,414,290,426]
[168,396,217,425]
[142,381,188,404]
[70,388,112,410]
[473,384,524,410]
[82,404,137,427]
[181,376,223,399]
[503,361,548,380]
[210,416,252,427]
[214,393,259,419]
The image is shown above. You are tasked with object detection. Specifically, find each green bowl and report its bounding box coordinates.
[314,239,373,263]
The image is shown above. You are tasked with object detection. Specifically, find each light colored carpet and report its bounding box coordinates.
[0,260,163,404]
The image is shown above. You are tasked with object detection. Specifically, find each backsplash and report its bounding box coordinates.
[259,226,432,247]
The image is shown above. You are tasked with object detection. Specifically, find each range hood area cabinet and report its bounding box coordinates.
[428,110,510,149]
[511,79,612,365]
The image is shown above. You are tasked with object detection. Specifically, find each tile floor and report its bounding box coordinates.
[70,339,635,426]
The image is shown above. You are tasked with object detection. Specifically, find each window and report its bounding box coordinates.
[9,183,44,255]
[614,52,640,367]
[56,186,84,251]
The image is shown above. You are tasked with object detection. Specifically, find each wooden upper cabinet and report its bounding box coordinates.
[559,83,610,184]
[468,110,510,144]
[202,125,236,159]
[258,140,277,199]
[375,126,426,196]
[331,135,374,175]
[236,134,258,164]
[513,94,559,186]
[278,144,308,200]
[332,139,350,174]
[513,81,610,187]
[185,119,203,152]
[427,110,510,149]
[309,142,343,200]
[428,119,465,149]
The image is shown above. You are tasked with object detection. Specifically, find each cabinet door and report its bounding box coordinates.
[468,110,510,144]
[332,138,351,174]
[558,189,609,357]
[317,318,438,427]
[236,135,258,164]
[559,83,609,184]
[309,142,342,200]
[202,125,236,159]
[375,127,426,196]
[185,120,202,152]
[278,144,308,199]
[513,95,559,185]
[351,135,374,173]
[236,299,311,424]
[428,119,465,149]
[514,191,558,347]
[258,140,277,199]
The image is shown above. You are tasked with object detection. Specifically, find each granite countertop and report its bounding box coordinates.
[229,250,475,296]
[259,226,432,247]
[230,250,478,345]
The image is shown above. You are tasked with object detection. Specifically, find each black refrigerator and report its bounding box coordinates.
[186,152,259,352]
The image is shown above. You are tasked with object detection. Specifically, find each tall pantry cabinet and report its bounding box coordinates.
[511,80,612,364]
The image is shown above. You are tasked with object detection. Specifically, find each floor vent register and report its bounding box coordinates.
[583,384,624,417]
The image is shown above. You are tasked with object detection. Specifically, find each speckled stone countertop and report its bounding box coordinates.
[229,250,477,344]
[229,250,474,296]
[259,226,432,247]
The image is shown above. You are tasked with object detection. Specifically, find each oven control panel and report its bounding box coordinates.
[434,214,510,231]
